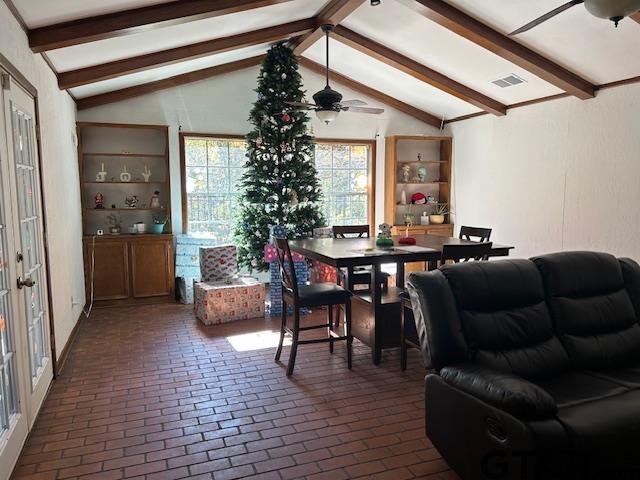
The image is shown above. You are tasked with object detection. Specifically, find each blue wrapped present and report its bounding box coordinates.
[175,234,217,303]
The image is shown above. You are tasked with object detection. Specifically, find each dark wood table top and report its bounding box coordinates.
[288,234,514,268]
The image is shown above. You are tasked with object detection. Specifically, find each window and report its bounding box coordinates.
[181,135,246,240]
[180,136,375,241]
[314,141,374,228]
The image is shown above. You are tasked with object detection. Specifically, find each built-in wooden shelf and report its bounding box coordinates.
[396,181,447,185]
[397,160,448,164]
[83,181,166,185]
[83,152,165,158]
[85,208,166,212]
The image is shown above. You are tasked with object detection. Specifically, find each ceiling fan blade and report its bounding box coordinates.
[509,0,584,35]
[285,101,317,108]
[345,106,385,114]
[339,99,367,107]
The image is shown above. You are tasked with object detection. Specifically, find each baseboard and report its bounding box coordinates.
[55,311,84,376]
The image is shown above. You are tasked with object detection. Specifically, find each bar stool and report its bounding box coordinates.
[274,237,353,376]
[459,226,492,242]
[333,225,389,292]
[401,242,492,370]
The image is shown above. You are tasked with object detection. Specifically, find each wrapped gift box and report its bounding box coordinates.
[268,260,309,316]
[263,244,305,263]
[194,277,265,325]
[200,244,238,283]
[269,224,287,243]
[175,234,217,304]
[310,260,338,284]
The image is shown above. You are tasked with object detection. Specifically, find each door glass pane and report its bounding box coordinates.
[11,104,48,384]
[0,146,19,435]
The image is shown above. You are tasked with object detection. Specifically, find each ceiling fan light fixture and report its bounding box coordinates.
[370,0,381,5]
[584,0,640,25]
[316,109,339,124]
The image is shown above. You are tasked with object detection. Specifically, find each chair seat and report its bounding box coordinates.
[290,283,352,307]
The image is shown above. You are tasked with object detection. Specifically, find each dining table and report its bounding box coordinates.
[288,234,514,365]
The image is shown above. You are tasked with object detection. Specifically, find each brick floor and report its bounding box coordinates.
[12,303,458,480]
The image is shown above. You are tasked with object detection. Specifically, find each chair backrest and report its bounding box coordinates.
[274,237,299,298]
[459,226,492,242]
[333,225,370,238]
[442,242,492,263]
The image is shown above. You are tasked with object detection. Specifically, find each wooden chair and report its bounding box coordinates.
[274,237,353,376]
[332,225,389,292]
[441,242,493,263]
[459,226,492,242]
[401,242,492,370]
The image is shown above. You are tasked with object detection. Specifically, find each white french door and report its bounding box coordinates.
[0,71,53,479]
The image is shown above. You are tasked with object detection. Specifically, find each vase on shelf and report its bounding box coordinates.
[429,214,445,224]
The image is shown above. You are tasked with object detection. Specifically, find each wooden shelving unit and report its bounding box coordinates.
[78,122,174,307]
[385,135,453,237]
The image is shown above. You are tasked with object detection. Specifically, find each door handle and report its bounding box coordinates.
[17,276,36,289]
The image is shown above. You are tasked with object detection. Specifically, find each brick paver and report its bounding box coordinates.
[11,303,456,480]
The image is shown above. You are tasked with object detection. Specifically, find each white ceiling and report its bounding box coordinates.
[11,0,640,120]
[47,0,327,72]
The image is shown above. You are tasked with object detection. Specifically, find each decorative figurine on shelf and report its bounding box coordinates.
[142,165,152,182]
[411,192,427,205]
[417,153,422,162]
[120,165,131,182]
[427,195,437,204]
[400,189,407,205]
[401,164,411,183]
[375,223,394,249]
[399,217,416,245]
[417,166,427,182]
[149,190,161,209]
[95,163,107,182]
[420,211,430,225]
[124,195,139,209]
[106,213,122,235]
[94,192,104,209]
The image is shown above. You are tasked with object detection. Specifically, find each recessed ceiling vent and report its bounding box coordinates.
[491,74,527,88]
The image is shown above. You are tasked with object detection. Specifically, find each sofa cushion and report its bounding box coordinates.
[533,252,640,369]
[554,389,640,452]
[536,371,629,408]
[440,259,569,379]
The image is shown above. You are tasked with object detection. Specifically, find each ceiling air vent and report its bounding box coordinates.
[491,74,527,88]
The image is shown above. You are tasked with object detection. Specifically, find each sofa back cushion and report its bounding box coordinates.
[440,259,569,379]
[532,252,640,369]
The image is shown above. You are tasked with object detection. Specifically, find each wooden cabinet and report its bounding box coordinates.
[83,234,174,307]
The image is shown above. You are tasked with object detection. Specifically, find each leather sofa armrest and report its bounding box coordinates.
[440,363,558,420]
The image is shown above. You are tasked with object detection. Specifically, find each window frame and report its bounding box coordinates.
[179,133,376,235]
[179,132,246,234]
[314,138,376,234]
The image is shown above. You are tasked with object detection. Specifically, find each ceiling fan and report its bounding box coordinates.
[510,0,640,35]
[286,24,384,124]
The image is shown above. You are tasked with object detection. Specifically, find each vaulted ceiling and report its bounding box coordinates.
[8,0,640,124]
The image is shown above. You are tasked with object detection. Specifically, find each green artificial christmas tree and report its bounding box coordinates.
[235,43,325,271]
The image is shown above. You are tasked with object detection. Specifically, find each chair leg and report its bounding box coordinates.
[400,309,407,371]
[345,298,352,370]
[286,306,300,377]
[334,305,340,329]
[275,298,286,362]
[328,305,334,354]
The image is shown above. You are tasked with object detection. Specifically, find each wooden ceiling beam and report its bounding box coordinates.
[413,0,595,100]
[332,25,507,115]
[298,57,443,128]
[29,0,297,52]
[293,0,367,55]
[631,11,640,23]
[58,18,314,89]
[76,55,264,110]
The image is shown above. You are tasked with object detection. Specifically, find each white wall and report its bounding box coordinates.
[77,65,442,229]
[1,2,84,359]
[450,83,640,259]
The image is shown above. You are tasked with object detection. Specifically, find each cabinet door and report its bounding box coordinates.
[425,225,454,237]
[130,239,173,298]
[85,240,130,300]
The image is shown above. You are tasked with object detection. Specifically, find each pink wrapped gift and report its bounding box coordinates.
[200,244,238,282]
[310,261,338,284]
[194,277,265,325]
[263,244,305,263]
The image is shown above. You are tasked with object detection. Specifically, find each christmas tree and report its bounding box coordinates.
[235,43,325,272]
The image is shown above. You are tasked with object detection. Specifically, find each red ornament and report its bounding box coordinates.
[282,113,291,122]
[411,192,427,204]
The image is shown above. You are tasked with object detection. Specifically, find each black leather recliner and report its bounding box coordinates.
[407,251,640,480]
